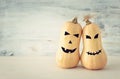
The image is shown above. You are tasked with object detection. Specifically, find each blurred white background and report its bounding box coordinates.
[0,0,120,56]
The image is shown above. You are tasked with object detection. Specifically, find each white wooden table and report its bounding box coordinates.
[0,56,120,79]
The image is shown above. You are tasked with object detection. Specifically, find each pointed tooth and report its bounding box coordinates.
[87,52,91,55]
[93,52,95,55]
[87,52,89,55]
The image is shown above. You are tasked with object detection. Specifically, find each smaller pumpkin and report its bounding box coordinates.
[81,15,107,70]
[56,17,82,68]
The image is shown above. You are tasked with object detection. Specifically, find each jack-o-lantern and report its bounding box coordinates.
[81,15,107,70]
[56,17,82,68]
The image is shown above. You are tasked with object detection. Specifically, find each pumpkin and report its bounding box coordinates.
[56,17,82,68]
[81,15,107,70]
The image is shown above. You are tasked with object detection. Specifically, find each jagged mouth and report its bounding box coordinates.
[87,49,102,55]
[61,47,76,53]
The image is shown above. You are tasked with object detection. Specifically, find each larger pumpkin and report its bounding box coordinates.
[81,16,107,70]
[56,17,82,68]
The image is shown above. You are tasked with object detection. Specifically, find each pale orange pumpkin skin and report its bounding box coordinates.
[56,18,82,68]
[81,23,107,70]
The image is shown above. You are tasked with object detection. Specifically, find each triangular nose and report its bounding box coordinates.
[69,40,72,44]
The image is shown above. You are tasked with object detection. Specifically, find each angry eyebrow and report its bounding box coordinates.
[94,33,99,39]
[64,31,70,35]
[86,35,91,39]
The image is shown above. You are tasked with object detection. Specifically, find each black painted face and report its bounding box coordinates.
[61,47,76,53]
[65,31,79,38]
[87,49,102,55]
[86,33,99,39]
[85,33,102,55]
[61,31,79,53]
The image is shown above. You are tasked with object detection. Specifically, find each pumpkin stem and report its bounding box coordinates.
[72,17,78,24]
[85,19,91,25]
[83,14,92,25]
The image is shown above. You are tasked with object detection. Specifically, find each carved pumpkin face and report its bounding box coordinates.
[81,23,107,70]
[56,18,82,68]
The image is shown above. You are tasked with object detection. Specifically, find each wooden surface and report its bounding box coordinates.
[0,56,120,79]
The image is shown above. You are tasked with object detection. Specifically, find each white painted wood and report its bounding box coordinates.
[0,0,120,56]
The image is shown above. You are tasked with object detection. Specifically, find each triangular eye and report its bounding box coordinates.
[94,34,99,39]
[64,31,70,35]
[86,35,91,39]
[74,34,79,38]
